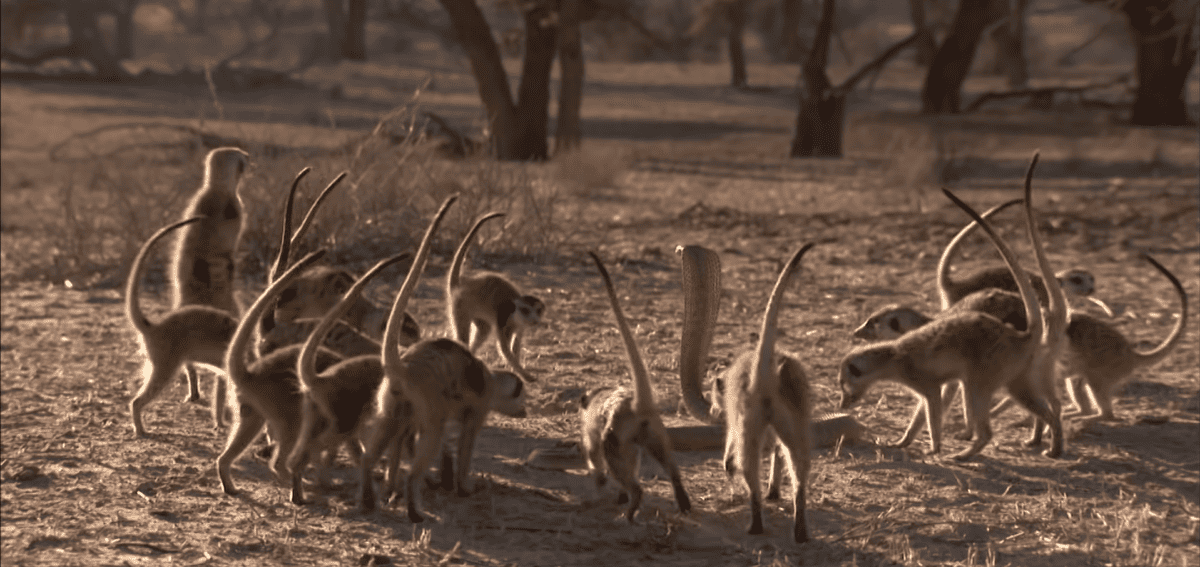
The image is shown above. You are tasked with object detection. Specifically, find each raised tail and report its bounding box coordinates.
[224,249,327,391]
[446,212,506,296]
[936,197,1023,309]
[1134,254,1188,366]
[752,243,815,392]
[268,167,309,284]
[942,187,1043,346]
[1020,152,1067,343]
[125,217,207,336]
[297,252,411,405]
[589,252,656,415]
[382,195,459,373]
[677,245,722,423]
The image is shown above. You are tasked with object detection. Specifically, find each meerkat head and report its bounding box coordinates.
[853,305,932,341]
[272,267,353,324]
[488,370,528,418]
[205,147,250,189]
[1055,269,1095,297]
[513,295,546,328]
[837,346,899,409]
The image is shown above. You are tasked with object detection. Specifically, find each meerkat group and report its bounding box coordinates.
[120,148,1187,546]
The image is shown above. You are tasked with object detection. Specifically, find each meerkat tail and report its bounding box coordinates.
[446,212,506,298]
[288,171,346,252]
[589,252,656,414]
[125,217,207,336]
[936,198,1023,309]
[677,245,722,423]
[1133,254,1188,364]
[225,250,328,388]
[268,167,309,283]
[382,195,459,371]
[1021,152,1067,341]
[752,243,815,391]
[297,252,412,411]
[942,189,1043,349]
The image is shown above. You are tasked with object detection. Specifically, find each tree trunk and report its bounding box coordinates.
[344,0,367,60]
[727,0,747,88]
[920,0,1005,114]
[984,0,1027,88]
[189,0,209,34]
[511,2,557,160]
[112,0,137,60]
[779,0,804,62]
[1121,0,1197,126]
[909,0,936,66]
[64,3,122,79]
[790,0,842,157]
[437,0,519,158]
[323,0,347,60]
[555,0,584,154]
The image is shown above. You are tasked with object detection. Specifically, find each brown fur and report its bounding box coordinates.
[578,252,691,523]
[446,212,544,382]
[125,217,238,437]
[283,252,413,504]
[838,154,1065,460]
[364,199,528,519]
[171,147,249,404]
[720,244,815,543]
[216,249,345,504]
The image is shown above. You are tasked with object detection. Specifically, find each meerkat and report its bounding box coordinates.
[363,204,528,519]
[446,212,544,382]
[283,251,414,504]
[577,252,692,523]
[125,217,240,437]
[855,254,1186,426]
[216,248,348,504]
[217,196,458,504]
[257,169,421,358]
[838,154,1066,460]
[1060,254,1187,421]
[936,198,1095,310]
[718,244,816,543]
[172,147,250,403]
[676,244,867,472]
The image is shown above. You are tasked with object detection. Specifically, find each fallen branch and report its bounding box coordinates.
[965,75,1131,112]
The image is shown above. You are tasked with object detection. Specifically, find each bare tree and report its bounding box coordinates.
[323,0,367,60]
[790,0,919,157]
[984,0,1028,88]
[1,0,138,79]
[727,0,748,87]
[555,0,584,152]
[909,0,937,66]
[920,0,1007,113]
[1106,0,1197,126]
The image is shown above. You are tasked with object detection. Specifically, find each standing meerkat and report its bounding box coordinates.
[838,154,1067,460]
[445,212,545,382]
[172,147,250,404]
[577,252,692,523]
[363,203,528,519]
[125,217,239,437]
[719,244,816,544]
